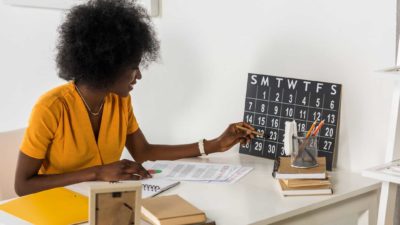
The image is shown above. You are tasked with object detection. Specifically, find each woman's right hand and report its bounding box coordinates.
[95,159,151,182]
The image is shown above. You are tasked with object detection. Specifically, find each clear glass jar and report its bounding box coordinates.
[291,132,319,168]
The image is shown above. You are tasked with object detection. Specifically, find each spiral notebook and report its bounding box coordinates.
[142,178,180,198]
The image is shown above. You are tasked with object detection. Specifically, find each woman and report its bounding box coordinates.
[14,0,255,196]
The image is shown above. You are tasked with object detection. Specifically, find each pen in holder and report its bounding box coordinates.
[291,132,319,168]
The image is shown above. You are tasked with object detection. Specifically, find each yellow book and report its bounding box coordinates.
[278,179,333,196]
[0,187,88,225]
[282,178,331,188]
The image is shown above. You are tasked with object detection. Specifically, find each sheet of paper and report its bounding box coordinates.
[224,166,253,184]
[143,161,250,183]
[196,167,253,184]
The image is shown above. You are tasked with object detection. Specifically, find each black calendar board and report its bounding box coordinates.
[239,73,341,170]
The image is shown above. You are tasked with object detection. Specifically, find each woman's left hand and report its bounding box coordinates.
[206,122,255,153]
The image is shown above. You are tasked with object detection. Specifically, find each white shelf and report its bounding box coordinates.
[378,66,400,73]
[362,160,400,184]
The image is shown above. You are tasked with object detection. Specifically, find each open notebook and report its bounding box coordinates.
[66,179,180,199]
[142,178,180,198]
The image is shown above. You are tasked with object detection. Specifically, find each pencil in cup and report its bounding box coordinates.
[305,120,318,138]
[312,120,325,136]
[235,125,264,137]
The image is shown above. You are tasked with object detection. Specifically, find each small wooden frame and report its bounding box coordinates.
[89,182,142,225]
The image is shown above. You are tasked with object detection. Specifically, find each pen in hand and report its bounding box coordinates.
[236,125,264,137]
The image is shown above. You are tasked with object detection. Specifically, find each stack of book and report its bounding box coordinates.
[273,157,333,196]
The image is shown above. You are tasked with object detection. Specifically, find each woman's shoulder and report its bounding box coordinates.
[35,82,75,109]
[108,92,132,104]
[107,93,134,114]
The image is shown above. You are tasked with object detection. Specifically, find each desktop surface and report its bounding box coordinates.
[168,150,380,224]
[0,149,381,225]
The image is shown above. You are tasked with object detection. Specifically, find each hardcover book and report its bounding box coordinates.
[275,157,327,179]
[141,195,206,225]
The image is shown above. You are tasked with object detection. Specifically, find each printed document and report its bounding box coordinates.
[143,161,252,183]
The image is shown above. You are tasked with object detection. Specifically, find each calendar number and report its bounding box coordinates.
[316,98,321,107]
[257,116,266,126]
[261,104,266,112]
[245,114,253,124]
[267,144,276,154]
[285,107,293,117]
[288,94,293,103]
[269,131,277,140]
[323,140,332,151]
[275,93,280,101]
[263,91,267,100]
[248,101,253,110]
[312,111,321,121]
[280,146,286,156]
[256,129,264,138]
[274,106,279,115]
[271,118,279,128]
[330,100,335,110]
[299,110,307,119]
[297,123,306,132]
[325,127,334,137]
[327,114,335,123]
[254,142,263,151]
[302,96,307,105]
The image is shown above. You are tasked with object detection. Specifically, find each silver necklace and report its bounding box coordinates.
[75,85,104,117]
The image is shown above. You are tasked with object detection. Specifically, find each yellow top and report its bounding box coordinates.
[20,82,139,174]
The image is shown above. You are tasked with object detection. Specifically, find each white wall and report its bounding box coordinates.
[0,3,64,130]
[0,0,396,172]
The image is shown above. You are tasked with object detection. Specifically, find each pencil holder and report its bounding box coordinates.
[291,133,319,168]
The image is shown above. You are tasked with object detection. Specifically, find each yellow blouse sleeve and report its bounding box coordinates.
[20,103,60,159]
[127,95,139,134]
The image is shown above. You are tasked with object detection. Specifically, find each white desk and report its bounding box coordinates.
[1,151,381,225]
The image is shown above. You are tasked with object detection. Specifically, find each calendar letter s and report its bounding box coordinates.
[330,85,337,95]
[251,75,258,85]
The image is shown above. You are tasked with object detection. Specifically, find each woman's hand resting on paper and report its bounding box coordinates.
[95,159,152,181]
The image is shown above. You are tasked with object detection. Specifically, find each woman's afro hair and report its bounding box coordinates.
[56,0,159,89]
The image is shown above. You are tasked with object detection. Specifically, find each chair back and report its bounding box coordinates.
[0,128,25,200]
